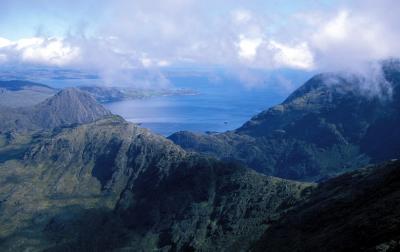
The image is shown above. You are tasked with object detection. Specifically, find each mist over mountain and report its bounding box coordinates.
[170,61,400,181]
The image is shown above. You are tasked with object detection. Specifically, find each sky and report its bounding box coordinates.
[0,0,399,87]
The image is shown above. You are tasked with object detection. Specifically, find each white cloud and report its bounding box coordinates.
[140,57,152,68]
[268,41,314,70]
[20,38,80,66]
[0,37,12,48]
[237,35,263,61]
[15,37,44,50]
[140,56,170,68]
[0,0,399,91]
[157,60,170,67]
[232,9,252,24]
[0,37,80,66]
[309,2,400,73]
[318,10,349,41]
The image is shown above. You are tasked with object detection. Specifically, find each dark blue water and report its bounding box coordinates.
[105,89,275,136]
[104,72,311,136]
[32,68,312,136]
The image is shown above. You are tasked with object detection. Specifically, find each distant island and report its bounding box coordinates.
[78,85,200,103]
[0,80,200,107]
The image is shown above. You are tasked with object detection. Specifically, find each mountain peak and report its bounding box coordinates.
[170,67,400,181]
[47,87,93,101]
[33,88,112,129]
[0,87,112,132]
[41,88,98,108]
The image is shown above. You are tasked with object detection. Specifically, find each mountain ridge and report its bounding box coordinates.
[0,116,311,251]
[169,63,400,181]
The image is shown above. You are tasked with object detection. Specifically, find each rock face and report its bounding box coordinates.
[0,88,111,132]
[169,61,400,181]
[0,117,311,251]
[253,160,400,252]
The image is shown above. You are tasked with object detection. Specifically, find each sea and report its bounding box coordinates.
[30,68,312,136]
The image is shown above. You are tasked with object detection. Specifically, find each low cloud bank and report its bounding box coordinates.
[0,0,399,93]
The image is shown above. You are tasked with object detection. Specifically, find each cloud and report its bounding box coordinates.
[232,9,252,24]
[0,37,80,66]
[0,38,12,48]
[267,41,314,70]
[19,38,79,66]
[298,0,400,96]
[0,0,399,90]
[306,0,400,73]
[237,35,263,61]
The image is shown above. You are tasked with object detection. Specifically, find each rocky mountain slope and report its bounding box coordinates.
[0,117,311,251]
[0,88,111,133]
[0,74,399,251]
[169,61,400,181]
[1,118,398,252]
[253,159,400,252]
